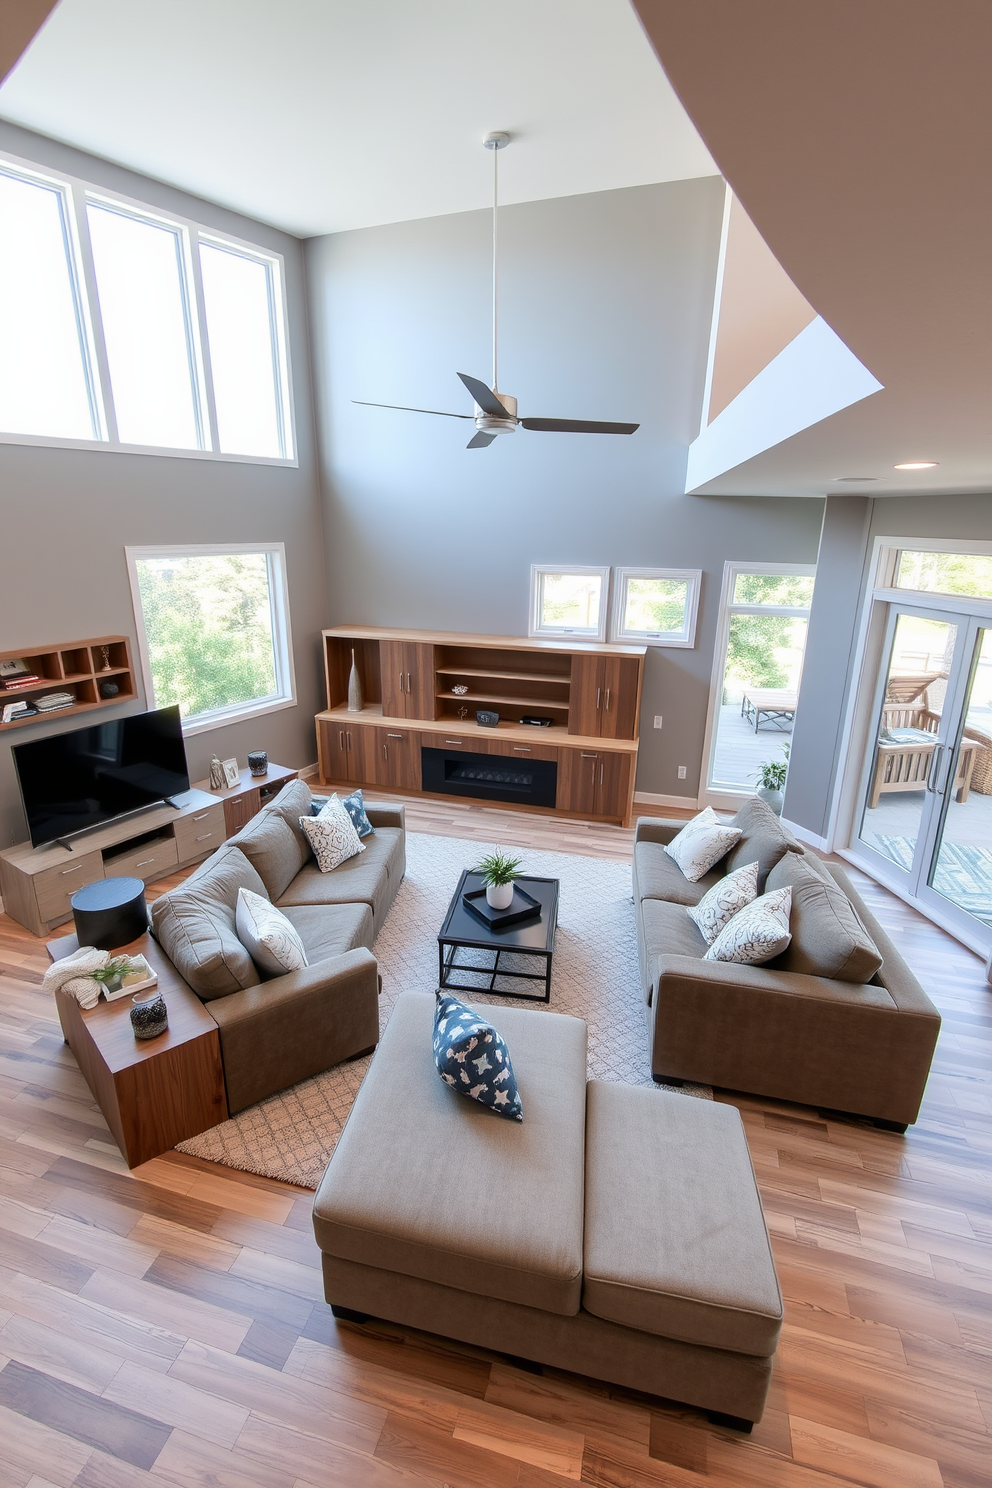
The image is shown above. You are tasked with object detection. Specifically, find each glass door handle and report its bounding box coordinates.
[926,743,945,793]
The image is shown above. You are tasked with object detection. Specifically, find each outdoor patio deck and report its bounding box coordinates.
[712,701,792,790]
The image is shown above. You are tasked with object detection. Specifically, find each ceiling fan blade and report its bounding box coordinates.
[353,399,474,420]
[466,431,496,449]
[457,373,512,419]
[520,418,640,435]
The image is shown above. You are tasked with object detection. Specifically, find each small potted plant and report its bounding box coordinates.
[473,847,524,910]
[755,745,789,816]
[90,955,135,997]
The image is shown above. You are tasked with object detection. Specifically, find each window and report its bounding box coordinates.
[611,567,701,647]
[894,549,992,601]
[126,545,296,733]
[0,153,294,462]
[529,566,610,640]
[705,563,815,797]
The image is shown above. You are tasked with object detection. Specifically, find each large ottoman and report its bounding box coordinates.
[312,992,783,1428]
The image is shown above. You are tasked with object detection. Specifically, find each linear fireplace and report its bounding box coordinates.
[421,746,558,809]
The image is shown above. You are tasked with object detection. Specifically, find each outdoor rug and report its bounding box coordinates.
[870,832,992,928]
[177,831,709,1188]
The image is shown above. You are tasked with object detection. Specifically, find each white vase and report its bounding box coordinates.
[756,785,785,816]
[347,648,363,712]
[486,881,514,910]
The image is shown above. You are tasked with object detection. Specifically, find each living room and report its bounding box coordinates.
[1,3,990,1486]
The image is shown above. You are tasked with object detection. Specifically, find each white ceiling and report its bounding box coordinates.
[0,0,717,237]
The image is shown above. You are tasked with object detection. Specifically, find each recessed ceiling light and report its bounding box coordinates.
[832,476,879,482]
[893,461,938,470]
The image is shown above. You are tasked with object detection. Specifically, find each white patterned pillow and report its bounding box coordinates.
[688,860,760,944]
[664,806,742,883]
[704,886,793,966]
[299,795,364,872]
[235,888,308,977]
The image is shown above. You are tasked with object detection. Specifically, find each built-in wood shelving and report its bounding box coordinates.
[0,636,137,733]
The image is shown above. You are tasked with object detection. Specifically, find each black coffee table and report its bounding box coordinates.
[437,870,560,1003]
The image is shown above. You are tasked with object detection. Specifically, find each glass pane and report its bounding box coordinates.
[711,613,807,789]
[135,553,277,719]
[896,550,992,600]
[200,243,282,457]
[732,573,814,607]
[539,572,602,632]
[87,204,199,448]
[0,172,94,439]
[928,628,992,927]
[857,613,956,870]
[623,577,688,636]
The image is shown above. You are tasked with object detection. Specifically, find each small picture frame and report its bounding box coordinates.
[222,758,241,789]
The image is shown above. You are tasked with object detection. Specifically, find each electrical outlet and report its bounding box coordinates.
[653,715,663,729]
[677,766,687,780]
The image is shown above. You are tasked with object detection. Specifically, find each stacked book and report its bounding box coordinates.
[0,662,41,692]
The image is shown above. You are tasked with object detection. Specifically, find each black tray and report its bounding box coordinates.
[462,884,543,930]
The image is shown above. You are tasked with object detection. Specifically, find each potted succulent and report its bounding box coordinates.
[90,955,135,997]
[473,847,525,910]
[755,745,789,816]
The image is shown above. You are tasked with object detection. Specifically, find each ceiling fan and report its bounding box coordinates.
[354,133,640,450]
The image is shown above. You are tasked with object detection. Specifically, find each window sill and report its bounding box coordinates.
[0,430,297,467]
[181,694,298,738]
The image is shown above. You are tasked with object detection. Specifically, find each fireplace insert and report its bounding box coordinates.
[421,746,557,808]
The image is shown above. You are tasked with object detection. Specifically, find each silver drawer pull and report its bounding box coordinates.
[387,732,403,738]
[581,752,598,759]
[512,746,531,752]
[193,810,211,821]
[596,687,601,708]
[604,688,611,711]
[136,858,155,867]
[195,833,214,842]
[61,865,83,875]
[407,672,411,691]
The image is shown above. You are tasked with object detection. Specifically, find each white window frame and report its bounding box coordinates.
[125,542,297,735]
[610,567,701,647]
[700,560,816,808]
[529,564,611,642]
[0,149,297,466]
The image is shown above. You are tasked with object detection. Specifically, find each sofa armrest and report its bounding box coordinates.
[634,817,686,847]
[208,947,380,1114]
[366,803,406,830]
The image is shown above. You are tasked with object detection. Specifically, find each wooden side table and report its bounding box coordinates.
[191,762,298,836]
[46,931,228,1168]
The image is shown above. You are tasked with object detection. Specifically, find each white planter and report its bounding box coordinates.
[486,881,514,910]
[756,786,785,816]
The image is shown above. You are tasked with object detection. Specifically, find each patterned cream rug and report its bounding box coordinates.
[177,832,708,1188]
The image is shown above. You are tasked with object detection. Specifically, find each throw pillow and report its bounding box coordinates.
[235,888,309,977]
[765,853,883,982]
[664,806,742,883]
[432,992,523,1122]
[299,796,365,872]
[704,886,793,966]
[336,789,374,838]
[687,860,760,944]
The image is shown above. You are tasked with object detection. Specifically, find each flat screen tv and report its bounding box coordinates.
[12,705,191,849]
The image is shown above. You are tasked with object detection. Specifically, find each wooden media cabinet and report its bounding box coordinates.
[316,626,645,825]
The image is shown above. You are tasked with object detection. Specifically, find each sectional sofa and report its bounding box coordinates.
[151,779,405,1113]
[634,797,941,1131]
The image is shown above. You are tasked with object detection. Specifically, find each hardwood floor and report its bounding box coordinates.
[0,795,989,1487]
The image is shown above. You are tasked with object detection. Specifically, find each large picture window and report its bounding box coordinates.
[126,545,296,733]
[0,156,295,462]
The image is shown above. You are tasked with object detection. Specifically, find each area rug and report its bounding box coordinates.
[176,832,709,1188]
[870,832,992,928]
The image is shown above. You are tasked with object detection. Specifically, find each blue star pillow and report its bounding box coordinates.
[311,789,374,837]
[433,992,523,1122]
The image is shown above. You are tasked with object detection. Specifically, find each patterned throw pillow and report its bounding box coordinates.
[664,806,743,883]
[299,796,365,872]
[688,860,760,944]
[704,887,793,966]
[432,992,523,1122]
[235,888,309,977]
[336,789,374,838]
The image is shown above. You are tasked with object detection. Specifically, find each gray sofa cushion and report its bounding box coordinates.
[766,853,883,983]
[280,902,374,961]
[313,991,588,1317]
[723,795,803,888]
[641,897,709,961]
[232,792,311,900]
[276,827,404,926]
[633,840,723,906]
[583,1081,783,1357]
[151,845,264,1001]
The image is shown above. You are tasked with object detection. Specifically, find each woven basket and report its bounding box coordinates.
[964,726,992,794]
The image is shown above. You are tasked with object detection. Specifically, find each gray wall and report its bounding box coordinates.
[306,180,825,797]
[0,124,328,849]
[785,491,992,838]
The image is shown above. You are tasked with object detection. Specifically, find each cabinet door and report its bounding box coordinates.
[595,751,633,820]
[569,655,604,736]
[404,642,436,720]
[375,728,422,791]
[599,657,641,740]
[557,748,600,815]
[319,721,367,784]
[379,640,408,718]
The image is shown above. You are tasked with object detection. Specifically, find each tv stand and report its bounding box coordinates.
[0,789,227,939]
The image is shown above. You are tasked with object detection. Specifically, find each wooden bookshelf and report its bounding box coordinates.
[0,635,137,732]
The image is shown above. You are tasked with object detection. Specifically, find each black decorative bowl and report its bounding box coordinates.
[476,710,499,727]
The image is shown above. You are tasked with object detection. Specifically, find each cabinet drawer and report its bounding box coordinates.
[486,738,559,762]
[104,837,179,882]
[174,804,227,861]
[35,852,104,922]
[421,732,493,752]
